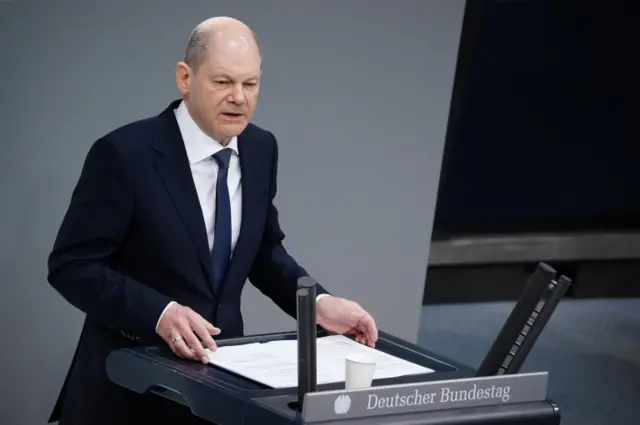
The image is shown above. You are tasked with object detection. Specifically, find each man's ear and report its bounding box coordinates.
[176,61,192,95]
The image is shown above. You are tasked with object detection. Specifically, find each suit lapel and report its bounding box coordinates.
[152,101,215,292]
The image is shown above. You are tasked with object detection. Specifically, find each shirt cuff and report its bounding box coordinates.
[155,301,177,333]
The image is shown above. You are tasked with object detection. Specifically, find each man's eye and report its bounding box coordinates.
[214,80,229,85]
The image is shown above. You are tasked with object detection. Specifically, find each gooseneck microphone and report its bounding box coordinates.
[296,276,318,408]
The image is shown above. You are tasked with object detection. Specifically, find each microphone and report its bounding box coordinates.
[296,276,318,408]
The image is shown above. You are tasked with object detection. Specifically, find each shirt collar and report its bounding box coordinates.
[174,100,239,164]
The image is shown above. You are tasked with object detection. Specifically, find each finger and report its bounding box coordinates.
[348,327,365,344]
[190,319,217,358]
[178,321,208,360]
[187,312,220,352]
[167,338,186,359]
[166,324,197,360]
[186,308,221,337]
[359,314,378,347]
[355,332,368,346]
[171,335,197,360]
[204,321,222,336]
[173,346,190,359]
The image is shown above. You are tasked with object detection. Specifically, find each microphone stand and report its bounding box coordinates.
[295,276,318,411]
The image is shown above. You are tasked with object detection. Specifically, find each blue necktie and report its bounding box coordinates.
[211,148,233,290]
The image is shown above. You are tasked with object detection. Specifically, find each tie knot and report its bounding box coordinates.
[212,148,233,170]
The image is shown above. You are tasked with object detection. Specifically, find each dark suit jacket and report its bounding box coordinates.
[47,99,328,425]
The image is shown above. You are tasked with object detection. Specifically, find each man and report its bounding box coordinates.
[47,16,378,425]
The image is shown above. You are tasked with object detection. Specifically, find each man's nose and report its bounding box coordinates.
[229,84,246,104]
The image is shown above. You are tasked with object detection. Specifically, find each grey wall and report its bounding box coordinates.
[0,0,465,423]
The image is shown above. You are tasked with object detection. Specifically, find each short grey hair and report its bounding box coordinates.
[183,26,262,71]
[183,27,212,70]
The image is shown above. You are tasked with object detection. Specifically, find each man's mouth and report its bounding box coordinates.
[221,112,243,117]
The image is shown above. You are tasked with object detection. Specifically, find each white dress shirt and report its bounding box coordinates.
[176,101,243,252]
[155,101,327,332]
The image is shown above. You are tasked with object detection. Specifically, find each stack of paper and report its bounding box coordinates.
[205,335,434,388]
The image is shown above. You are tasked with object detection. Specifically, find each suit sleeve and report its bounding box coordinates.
[47,137,173,339]
[248,133,330,318]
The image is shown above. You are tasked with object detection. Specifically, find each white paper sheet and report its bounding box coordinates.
[205,335,434,388]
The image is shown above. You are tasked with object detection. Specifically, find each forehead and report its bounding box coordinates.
[201,37,261,79]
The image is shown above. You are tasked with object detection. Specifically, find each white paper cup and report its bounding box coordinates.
[345,353,376,389]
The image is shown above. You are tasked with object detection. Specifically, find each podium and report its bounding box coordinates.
[106,263,569,424]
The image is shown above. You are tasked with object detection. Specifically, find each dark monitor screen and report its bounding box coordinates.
[433,1,636,239]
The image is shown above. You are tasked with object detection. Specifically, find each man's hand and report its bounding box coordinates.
[156,303,220,363]
[316,296,378,347]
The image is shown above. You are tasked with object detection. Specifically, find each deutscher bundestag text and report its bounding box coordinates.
[367,384,511,410]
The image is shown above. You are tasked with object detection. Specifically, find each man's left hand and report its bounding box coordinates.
[316,296,378,347]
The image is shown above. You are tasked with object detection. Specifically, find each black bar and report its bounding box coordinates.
[505,274,572,374]
[476,262,556,376]
[296,276,317,408]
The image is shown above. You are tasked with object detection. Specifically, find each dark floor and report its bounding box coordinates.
[417,298,640,425]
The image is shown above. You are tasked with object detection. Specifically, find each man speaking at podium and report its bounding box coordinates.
[47,16,378,425]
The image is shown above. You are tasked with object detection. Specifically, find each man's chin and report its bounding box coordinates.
[216,122,248,139]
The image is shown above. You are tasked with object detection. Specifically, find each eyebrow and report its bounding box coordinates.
[214,72,259,81]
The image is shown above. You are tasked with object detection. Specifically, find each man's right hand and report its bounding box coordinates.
[156,303,220,364]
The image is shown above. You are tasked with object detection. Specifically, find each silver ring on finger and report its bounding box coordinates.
[172,336,184,344]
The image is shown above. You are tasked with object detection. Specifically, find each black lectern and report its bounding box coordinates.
[107,263,567,424]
